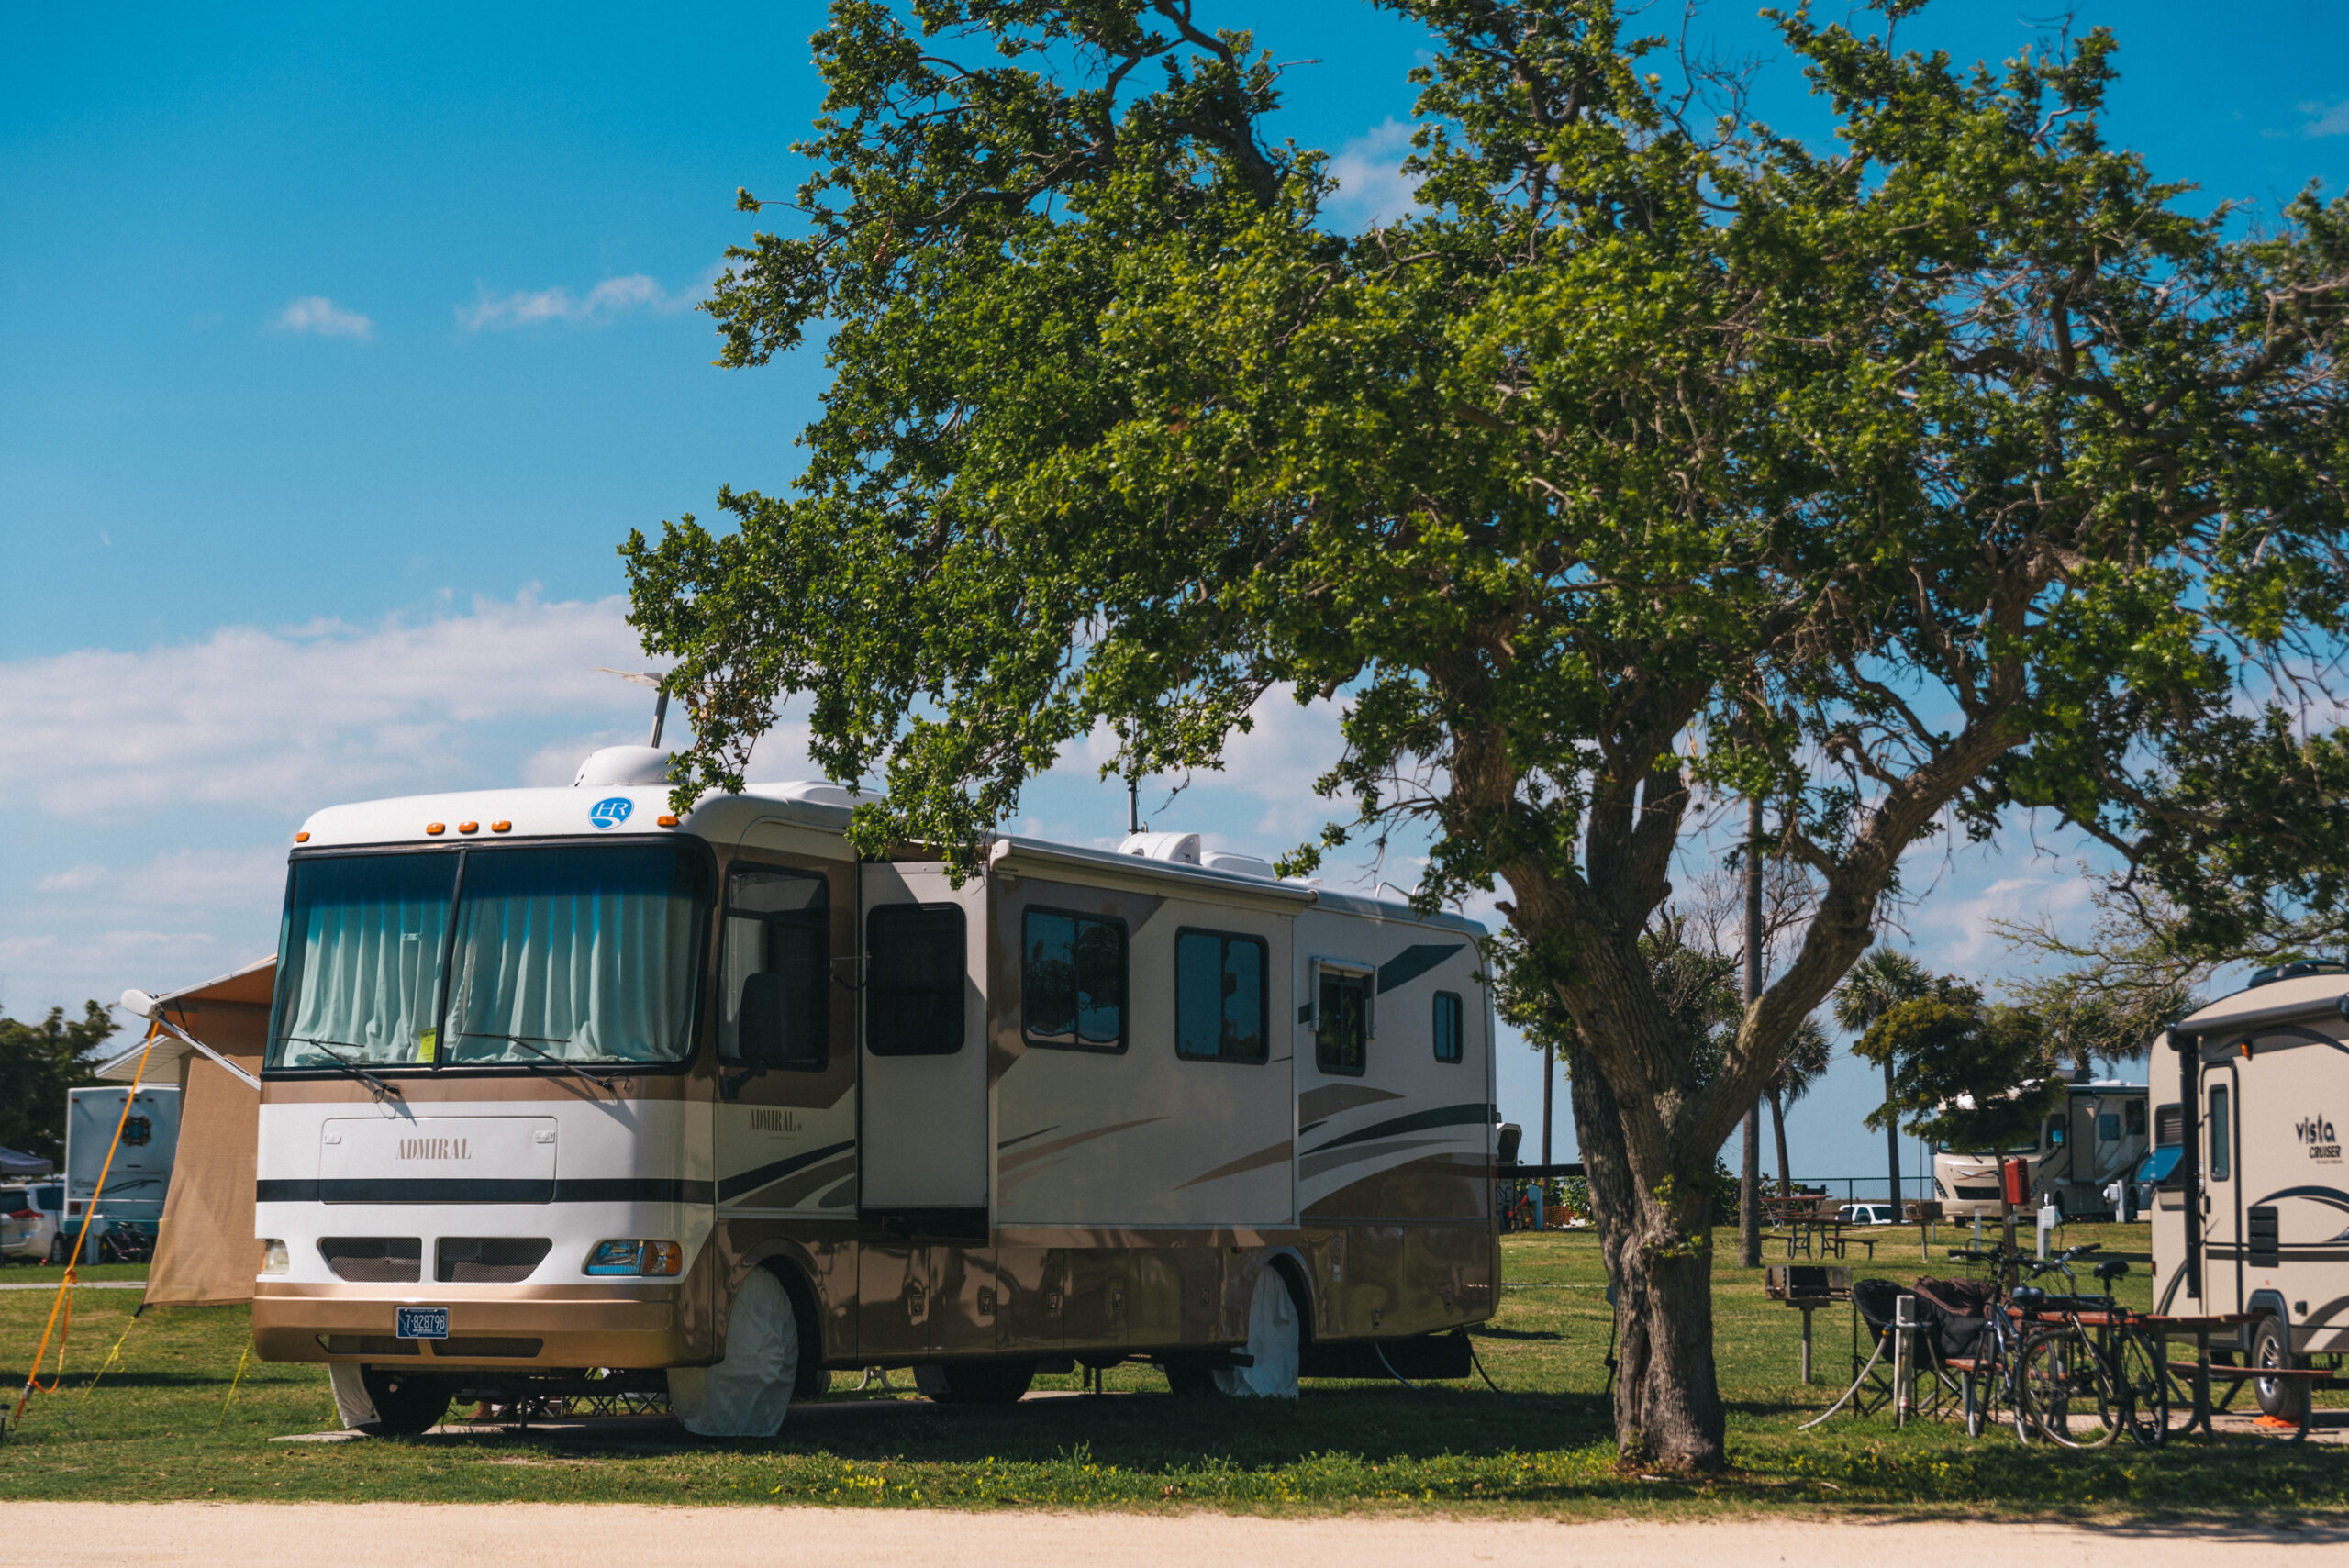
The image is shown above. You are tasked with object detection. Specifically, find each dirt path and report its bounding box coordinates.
[0,1503,2339,1566]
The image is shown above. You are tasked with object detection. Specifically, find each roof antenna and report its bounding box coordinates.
[593,668,670,748]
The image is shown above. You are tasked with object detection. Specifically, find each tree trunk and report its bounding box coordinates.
[1883,1057,1901,1217]
[1542,1044,1554,1166]
[1738,796,1763,1266]
[1769,1086,1792,1198]
[1570,1057,1728,1471]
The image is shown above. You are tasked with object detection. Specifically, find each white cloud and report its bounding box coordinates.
[1910,869,2096,971]
[2299,99,2349,139]
[1323,118,1423,229]
[35,848,290,910]
[458,272,696,331]
[0,593,658,820]
[273,295,374,340]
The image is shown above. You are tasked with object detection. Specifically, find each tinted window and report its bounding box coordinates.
[868,905,965,1056]
[1316,970,1369,1076]
[1433,991,1464,1064]
[719,864,830,1069]
[2125,1098,2147,1137]
[1175,929,1268,1062]
[1022,908,1128,1051]
[2209,1085,2231,1181]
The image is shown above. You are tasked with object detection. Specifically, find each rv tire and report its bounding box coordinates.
[2252,1315,2308,1421]
[357,1368,451,1436]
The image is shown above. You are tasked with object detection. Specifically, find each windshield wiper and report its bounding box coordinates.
[457,1031,620,1088]
[282,1036,402,1100]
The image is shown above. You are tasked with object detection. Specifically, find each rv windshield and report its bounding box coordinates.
[269,843,711,1071]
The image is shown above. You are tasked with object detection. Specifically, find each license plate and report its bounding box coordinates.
[395,1307,450,1340]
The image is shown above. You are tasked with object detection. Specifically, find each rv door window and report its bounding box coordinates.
[719,865,830,1070]
[2208,1084,2231,1181]
[1433,991,1464,1064]
[1316,969,1370,1077]
[868,904,966,1056]
[1174,929,1267,1062]
[1020,907,1128,1052]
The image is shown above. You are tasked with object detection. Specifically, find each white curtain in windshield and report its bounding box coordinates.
[444,847,700,1063]
[278,855,458,1066]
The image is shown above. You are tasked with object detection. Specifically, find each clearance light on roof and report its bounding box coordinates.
[458,821,479,834]
[657,815,680,828]
[491,820,512,833]
[425,822,445,836]
[294,831,310,843]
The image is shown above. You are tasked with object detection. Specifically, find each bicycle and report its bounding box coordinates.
[2008,1243,2172,1449]
[1944,1245,2039,1441]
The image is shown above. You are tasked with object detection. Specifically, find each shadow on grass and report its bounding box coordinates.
[407,1386,1618,1470]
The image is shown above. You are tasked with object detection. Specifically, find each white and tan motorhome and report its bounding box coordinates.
[2150,960,2349,1416]
[1931,1077,2150,1220]
[231,748,1499,1433]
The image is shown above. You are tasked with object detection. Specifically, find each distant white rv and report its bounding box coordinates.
[2150,959,2349,1420]
[225,747,1500,1434]
[1931,1077,2149,1220]
[64,1084,181,1259]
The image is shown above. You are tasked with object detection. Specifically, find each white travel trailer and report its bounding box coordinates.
[230,750,1499,1433]
[64,1084,181,1260]
[1931,1078,2150,1220]
[2150,960,2349,1416]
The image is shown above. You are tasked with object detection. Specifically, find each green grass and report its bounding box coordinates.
[0,1226,2341,1518]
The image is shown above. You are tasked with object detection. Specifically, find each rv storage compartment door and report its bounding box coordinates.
[858,865,988,1221]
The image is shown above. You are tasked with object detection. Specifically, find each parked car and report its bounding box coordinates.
[1,1184,63,1263]
[1837,1202,1898,1226]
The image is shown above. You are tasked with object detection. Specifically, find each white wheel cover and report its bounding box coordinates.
[669,1266,799,1437]
[1215,1267,1300,1397]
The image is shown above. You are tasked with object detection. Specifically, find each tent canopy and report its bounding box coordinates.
[102,956,275,1307]
[0,1148,54,1179]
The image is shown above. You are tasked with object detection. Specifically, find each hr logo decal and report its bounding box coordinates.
[589,795,633,829]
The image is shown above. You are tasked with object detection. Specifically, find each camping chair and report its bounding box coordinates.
[1801,1277,1961,1427]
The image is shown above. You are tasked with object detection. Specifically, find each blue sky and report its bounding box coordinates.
[3,1,2343,1185]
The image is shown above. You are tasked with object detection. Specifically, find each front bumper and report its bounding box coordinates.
[252,1281,690,1368]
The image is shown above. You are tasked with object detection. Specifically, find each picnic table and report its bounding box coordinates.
[1781,1215,1876,1262]
[2136,1311,2340,1443]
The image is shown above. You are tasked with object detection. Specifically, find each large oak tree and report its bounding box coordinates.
[626,0,2349,1467]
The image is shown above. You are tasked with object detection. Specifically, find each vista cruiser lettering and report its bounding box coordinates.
[397,1137,470,1161]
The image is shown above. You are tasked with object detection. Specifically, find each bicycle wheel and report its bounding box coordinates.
[2112,1329,2169,1448]
[2019,1329,2122,1449]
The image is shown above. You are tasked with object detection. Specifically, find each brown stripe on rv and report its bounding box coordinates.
[1174,1138,1295,1192]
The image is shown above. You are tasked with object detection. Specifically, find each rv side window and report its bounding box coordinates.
[2207,1085,2231,1181]
[719,864,830,1070]
[2044,1115,2065,1148]
[1021,907,1128,1052]
[1316,969,1370,1076]
[2098,1112,2120,1142]
[1174,929,1267,1062]
[867,905,966,1056]
[1433,991,1464,1064]
[2125,1099,2146,1138]
[2154,1102,2182,1146]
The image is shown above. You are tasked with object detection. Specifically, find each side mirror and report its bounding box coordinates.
[1497,1122,1523,1166]
[738,973,788,1069]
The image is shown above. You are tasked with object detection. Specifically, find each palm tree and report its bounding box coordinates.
[1765,1017,1831,1197]
[1832,950,1932,1214]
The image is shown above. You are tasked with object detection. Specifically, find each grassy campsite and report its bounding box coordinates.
[5,1228,2343,1519]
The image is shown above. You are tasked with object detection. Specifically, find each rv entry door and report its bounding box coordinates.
[858,863,988,1229]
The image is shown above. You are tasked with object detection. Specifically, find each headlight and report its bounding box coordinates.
[261,1239,290,1276]
[584,1240,682,1276]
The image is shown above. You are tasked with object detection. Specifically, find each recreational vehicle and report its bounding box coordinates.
[62,1084,180,1261]
[2150,960,2349,1418]
[1931,1077,2149,1220]
[202,748,1498,1434]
